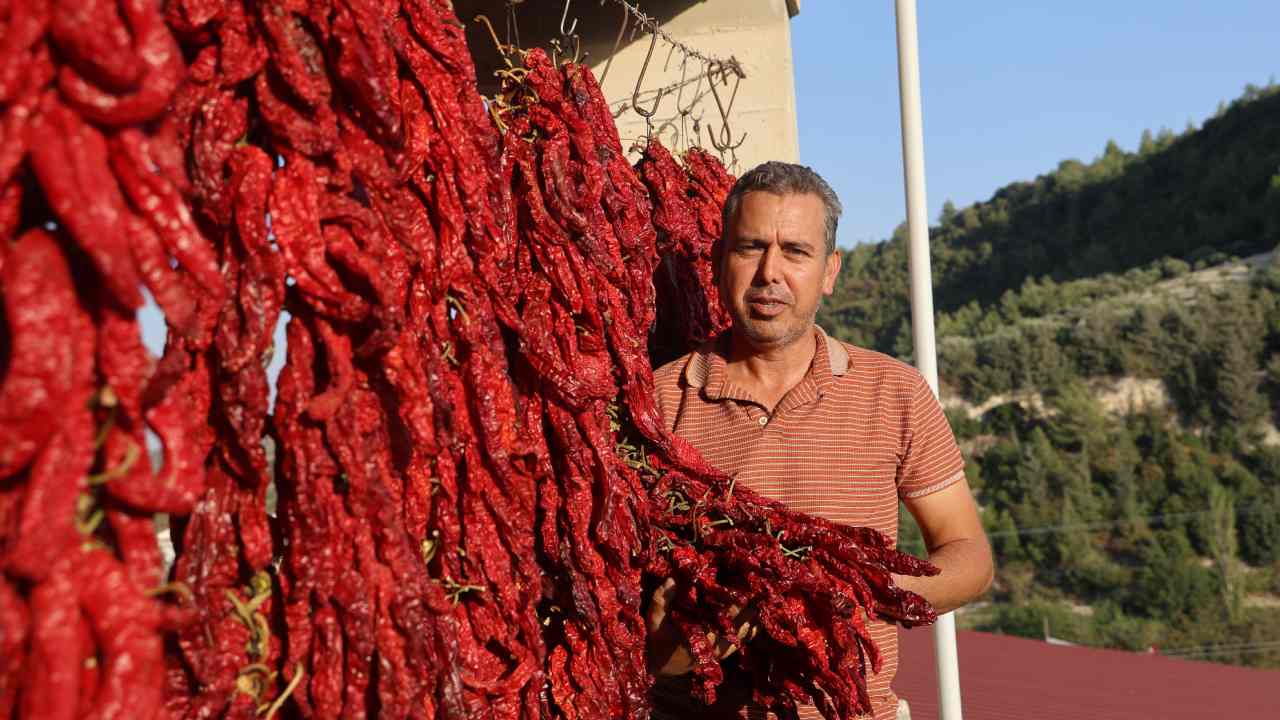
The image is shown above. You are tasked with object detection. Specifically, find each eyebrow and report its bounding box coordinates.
[732,237,819,255]
[779,239,817,252]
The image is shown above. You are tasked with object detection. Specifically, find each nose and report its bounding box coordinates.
[753,244,782,285]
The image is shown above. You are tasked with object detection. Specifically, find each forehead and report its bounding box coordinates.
[728,191,826,240]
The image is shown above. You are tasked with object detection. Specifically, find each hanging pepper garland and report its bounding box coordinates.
[638,140,734,366]
[0,2,937,719]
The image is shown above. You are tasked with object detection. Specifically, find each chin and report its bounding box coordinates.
[739,320,807,348]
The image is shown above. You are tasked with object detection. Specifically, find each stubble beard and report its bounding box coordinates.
[733,303,818,354]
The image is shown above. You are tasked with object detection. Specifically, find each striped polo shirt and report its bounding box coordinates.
[651,326,966,720]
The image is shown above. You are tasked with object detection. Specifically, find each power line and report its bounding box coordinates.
[984,504,1275,540]
[950,619,1280,659]
[1161,643,1280,660]
[1159,640,1280,657]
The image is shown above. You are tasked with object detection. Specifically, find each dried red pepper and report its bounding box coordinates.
[57,0,183,126]
[0,578,27,717]
[27,100,144,309]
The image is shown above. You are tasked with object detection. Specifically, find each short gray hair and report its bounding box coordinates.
[721,161,843,255]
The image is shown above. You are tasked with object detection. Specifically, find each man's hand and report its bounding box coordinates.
[646,578,758,677]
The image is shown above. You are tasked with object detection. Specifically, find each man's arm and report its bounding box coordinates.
[893,477,993,614]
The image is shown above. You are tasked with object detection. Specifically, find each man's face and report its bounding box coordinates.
[719,191,841,352]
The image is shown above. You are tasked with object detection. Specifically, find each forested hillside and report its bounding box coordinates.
[821,82,1280,667]
[821,82,1280,358]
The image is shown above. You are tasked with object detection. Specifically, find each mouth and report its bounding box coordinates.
[746,298,789,317]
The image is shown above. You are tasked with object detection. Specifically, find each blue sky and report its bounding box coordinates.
[790,1,1280,246]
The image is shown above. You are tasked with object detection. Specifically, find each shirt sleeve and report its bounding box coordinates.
[897,374,967,500]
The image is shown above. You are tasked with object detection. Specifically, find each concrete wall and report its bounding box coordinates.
[587,0,801,174]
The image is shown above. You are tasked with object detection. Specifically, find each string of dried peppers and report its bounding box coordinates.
[638,141,734,367]
[0,2,937,719]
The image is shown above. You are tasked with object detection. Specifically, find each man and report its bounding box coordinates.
[647,162,993,720]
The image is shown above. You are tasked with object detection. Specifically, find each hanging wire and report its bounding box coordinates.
[503,0,743,110]
[495,0,747,160]
[599,0,744,75]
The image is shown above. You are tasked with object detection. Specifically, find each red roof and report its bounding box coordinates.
[893,628,1277,719]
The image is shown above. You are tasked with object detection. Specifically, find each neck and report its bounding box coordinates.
[725,326,817,390]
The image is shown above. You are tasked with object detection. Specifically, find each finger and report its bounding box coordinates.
[646,578,678,631]
[734,605,759,642]
[650,577,676,608]
[710,629,738,660]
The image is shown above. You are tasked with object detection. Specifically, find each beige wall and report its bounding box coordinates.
[587,0,801,175]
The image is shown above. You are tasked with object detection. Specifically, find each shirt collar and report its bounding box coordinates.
[683,326,850,402]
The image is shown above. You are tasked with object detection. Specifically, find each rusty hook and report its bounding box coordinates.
[631,29,665,120]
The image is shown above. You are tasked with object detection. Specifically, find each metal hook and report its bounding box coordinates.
[505,0,522,48]
[656,119,681,149]
[676,59,704,115]
[631,29,665,120]
[597,2,630,88]
[473,15,510,66]
[675,60,706,150]
[559,0,578,36]
[706,61,746,151]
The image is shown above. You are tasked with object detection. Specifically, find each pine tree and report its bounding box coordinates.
[1215,326,1265,429]
[940,199,958,225]
[1139,129,1156,156]
[988,509,1026,564]
[1046,380,1106,454]
[1207,486,1243,622]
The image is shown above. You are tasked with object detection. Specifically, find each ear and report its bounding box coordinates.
[822,248,841,295]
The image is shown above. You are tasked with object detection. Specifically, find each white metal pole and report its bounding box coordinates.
[893,1,965,719]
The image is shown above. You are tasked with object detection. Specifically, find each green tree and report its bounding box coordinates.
[897,503,926,558]
[1214,325,1266,430]
[1139,129,1157,156]
[1207,486,1244,622]
[1239,488,1280,565]
[1045,380,1106,454]
[940,199,958,225]
[987,508,1026,564]
[1127,533,1219,621]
